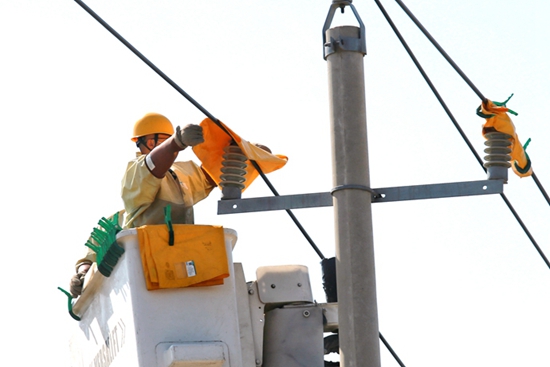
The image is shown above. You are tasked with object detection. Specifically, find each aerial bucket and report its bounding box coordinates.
[68,227,254,367]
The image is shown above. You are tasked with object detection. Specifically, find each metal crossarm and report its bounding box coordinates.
[218,179,503,214]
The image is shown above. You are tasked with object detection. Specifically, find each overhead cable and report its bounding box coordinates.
[392,0,486,103]
[380,332,407,367]
[374,0,550,270]
[393,0,550,207]
[532,172,550,206]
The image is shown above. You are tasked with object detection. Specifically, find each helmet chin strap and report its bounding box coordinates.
[136,134,159,153]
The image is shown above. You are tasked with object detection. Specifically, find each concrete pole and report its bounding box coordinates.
[326,25,381,367]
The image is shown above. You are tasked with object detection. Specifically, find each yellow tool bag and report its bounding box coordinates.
[137,224,229,290]
[193,118,288,191]
[477,96,532,177]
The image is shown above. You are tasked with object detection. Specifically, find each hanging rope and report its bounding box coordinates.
[375,0,550,270]
[73,0,325,260]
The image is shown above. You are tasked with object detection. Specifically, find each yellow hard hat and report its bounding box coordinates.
[131,113,174,142]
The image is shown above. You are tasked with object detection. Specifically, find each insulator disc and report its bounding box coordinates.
[484,147,512,155]
[219,145,248,190]
[483,131,512,168]
[484,139,511,147]
[483,161,511,168]
[483,154,512,163]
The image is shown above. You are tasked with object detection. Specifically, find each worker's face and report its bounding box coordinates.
[143,133,171,151]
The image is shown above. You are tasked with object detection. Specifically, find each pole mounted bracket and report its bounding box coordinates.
[217,180,504,215]
[322,0,366,59]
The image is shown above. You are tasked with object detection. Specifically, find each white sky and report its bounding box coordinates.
[1,0,549,366]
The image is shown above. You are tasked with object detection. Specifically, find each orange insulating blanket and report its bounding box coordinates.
[137,224,229,290]
[193,118,288,191]
[477,98,532,177]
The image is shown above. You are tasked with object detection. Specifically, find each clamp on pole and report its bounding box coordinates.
[322,0,366,59]
[331,184,380,198]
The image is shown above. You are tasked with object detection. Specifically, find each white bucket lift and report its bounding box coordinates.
[68,228,337,367]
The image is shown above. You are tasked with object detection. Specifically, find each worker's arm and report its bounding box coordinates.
[146,124,204,178]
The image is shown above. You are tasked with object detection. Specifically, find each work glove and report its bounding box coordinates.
[174,124,204,149]
[69,262,91,298]
[69,272,86,298]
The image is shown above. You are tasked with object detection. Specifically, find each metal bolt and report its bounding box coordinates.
[297,283,302,287]
[303,310,311,318]
[271,284,276,289]
[248,289,254,295]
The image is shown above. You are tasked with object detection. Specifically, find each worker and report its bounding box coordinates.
[69,113,216,298]
[69,113,272,297]
[122,112,217,229]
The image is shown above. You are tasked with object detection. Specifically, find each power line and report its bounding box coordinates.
[532,172,550,206]
[380,332,407,367]
[375,0,550,270]
[392,0,550,208]
[392,0,486,103]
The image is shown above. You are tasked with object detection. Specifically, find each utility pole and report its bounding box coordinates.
[324,2,381,366]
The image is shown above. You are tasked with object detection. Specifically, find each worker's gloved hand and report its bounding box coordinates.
[174,124,204,149]
[69,263,91,298]
[70,273,86,298]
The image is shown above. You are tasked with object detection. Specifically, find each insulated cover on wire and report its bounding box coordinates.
[193,118,288,192]
[477,98,532,177]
